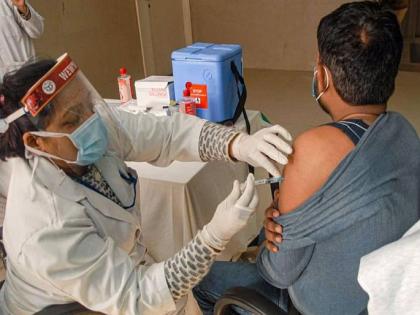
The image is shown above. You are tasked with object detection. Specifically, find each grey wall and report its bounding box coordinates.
[31,0,144,98]
[190,0,349,70]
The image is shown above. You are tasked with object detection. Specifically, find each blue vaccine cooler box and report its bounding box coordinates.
[171,43,244,122]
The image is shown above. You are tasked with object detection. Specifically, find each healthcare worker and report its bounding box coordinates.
[0,0,44,81]
[0,54,292,315]
[0,0,43,221]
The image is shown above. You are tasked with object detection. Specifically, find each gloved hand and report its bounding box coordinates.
[202,173,259,250]
[230,125,292,177]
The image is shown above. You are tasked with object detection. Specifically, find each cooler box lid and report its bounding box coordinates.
[172,43,242,62]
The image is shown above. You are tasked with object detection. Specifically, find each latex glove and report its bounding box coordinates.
[230,125,292,177]
[202,173,259,250]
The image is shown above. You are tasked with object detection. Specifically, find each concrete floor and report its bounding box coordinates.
[244,68,420,137]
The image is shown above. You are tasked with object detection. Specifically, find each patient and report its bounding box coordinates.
[193,1,420,314]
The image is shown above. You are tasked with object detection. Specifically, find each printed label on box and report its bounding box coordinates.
[148,88,169,97]
[190,84,208,109]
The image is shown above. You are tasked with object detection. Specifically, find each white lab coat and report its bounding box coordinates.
[0,160,11,197]
[0,0,44,80]
[0,111,206,315]
[0,160,11,221]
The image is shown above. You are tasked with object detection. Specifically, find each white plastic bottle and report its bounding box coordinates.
[118,67,133,103]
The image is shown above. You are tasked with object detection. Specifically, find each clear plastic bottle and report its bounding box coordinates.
[178,84,196,116]
[118,67,133,103]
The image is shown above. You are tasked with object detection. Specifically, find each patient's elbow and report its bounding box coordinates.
[256,245,315,289]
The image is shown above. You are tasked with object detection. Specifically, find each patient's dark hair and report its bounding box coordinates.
[0,60,55,160]
[317,1,403,105]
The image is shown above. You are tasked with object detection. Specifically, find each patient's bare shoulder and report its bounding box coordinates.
[277,125,355,214]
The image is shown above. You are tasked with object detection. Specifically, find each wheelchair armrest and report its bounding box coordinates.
[214,287,287,315]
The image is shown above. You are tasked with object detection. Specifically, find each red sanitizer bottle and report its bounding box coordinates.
[178,82,196,116]
[118,67,133,103]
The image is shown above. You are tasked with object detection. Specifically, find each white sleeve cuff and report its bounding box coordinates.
[138,262,177,315]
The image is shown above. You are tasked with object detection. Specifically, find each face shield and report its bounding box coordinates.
[0,53,130,165]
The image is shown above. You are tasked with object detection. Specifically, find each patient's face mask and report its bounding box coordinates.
[0,53,119,166]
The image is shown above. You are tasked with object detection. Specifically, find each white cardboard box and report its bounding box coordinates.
[135,76,175,108]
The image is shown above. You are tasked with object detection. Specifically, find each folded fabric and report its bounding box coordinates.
[257,112,420,315]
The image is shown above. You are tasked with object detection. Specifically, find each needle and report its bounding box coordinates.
[254,176,284,186]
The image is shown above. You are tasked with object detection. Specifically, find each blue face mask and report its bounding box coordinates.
[26,112,109,165]
[69,113,109,165]
[312,73,319,99]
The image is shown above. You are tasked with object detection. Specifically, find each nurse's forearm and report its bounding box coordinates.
[198,121,240,162]
[163,230,219,301]
[17,3,44,38]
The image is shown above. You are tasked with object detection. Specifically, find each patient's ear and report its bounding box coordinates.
[23,132,44,151]
[316,64,327,91]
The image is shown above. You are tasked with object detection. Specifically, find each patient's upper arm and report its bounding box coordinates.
[278,125,355,214]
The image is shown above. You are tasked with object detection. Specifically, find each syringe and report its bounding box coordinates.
[254,176,284,186]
